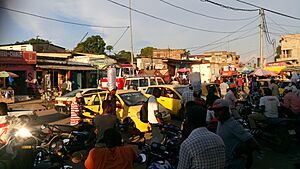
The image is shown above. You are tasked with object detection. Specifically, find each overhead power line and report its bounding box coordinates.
[113,27,129,47]
[0,6,129,28]
[186,16,259,50]
[268,23,300,28]
[160,0,258,21]
[236,0,300,21]
[266,16,291,34]
[107,0,256,33]
[200,0,258,12]
[191,31,259,53]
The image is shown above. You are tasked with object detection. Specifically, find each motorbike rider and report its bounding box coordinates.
[214,99,259,169]
[93,100,118,147]
[224,84,240,119]
[85,128,137,169]
[281,86,300,141]
[178,105,225,169]
[248,88,280,130]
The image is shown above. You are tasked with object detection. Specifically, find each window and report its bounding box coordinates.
[119,92,147,106]
[146,87,154,94]
[157,78,165,85]
[150,79,156,85]
[139,79,148,87]
[93,96,100,105]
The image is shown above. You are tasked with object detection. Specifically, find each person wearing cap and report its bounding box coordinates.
[248,88,280,129]
[281,86,300,118]
[213,99,259,169]
[224,83,240,119]
[70,92,84,126]
[178,105,225,169]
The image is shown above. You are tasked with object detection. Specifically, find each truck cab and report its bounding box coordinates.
[99,64,136,90]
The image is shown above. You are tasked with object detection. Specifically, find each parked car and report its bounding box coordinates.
[144,85,189,117]
[0,108,37,124]
[54,88,102,115]
[82,90,171,132]
[123,76,165,93]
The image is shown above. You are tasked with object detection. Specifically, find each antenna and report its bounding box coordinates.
[79,32,89,43]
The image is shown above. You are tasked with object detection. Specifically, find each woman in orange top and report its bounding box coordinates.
[85,128,137,169]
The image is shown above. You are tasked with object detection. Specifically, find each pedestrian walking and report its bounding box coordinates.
[148,88,163,143]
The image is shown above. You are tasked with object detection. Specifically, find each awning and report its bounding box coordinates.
[36,65,95,71]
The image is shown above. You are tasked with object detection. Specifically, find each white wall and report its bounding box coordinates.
[192,64,211,83]
[0,44,33,51]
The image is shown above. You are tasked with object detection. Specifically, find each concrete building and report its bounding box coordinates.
[153,49,186,60]
[0,43,65,53]
[277,34,300,66]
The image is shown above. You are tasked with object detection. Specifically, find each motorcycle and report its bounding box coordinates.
[0,126,39,169]
[31,122,92,169]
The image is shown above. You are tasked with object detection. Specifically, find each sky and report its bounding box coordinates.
[0,0,300,63]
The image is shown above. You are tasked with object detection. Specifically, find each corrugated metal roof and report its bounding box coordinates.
[36,65,95,71]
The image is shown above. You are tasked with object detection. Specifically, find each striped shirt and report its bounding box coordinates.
[181,90,195,105]
[70,102,82,126]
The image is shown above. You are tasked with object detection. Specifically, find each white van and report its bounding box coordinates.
[124,76,165,93]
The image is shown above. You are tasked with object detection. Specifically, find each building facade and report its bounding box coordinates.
[153,49,186,60]
[277,34,300,66]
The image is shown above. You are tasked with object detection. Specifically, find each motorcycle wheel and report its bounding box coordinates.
[32,148,48,168]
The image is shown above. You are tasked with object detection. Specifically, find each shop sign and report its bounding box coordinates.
[265,62,286,67]
[0,50,36,64]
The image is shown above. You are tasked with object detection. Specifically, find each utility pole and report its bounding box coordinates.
[129,0,134,65]
[260,9,264,69]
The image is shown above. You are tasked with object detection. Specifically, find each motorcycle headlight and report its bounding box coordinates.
[16,128,32,138]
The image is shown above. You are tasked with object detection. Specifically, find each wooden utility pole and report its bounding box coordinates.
[260,9,265,69]
[129,0,134,65]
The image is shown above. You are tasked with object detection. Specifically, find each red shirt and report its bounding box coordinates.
[238,78,243,87]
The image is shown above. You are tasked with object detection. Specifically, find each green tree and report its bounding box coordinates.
[106,45,113,55]
[15,38,51,44]
[140,47,156,58]
[114,50,132,63]
[74,35,106,54]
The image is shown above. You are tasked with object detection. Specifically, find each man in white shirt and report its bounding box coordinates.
[148,88,163,143]
[220,79,229,98]
[248,88,280,129]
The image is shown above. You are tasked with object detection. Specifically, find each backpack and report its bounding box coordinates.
[139,98,149,123]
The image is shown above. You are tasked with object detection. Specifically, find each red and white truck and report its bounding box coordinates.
[98,64,137,90]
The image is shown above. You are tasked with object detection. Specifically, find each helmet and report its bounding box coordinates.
[75,92,83,98]
[148,160,173,169]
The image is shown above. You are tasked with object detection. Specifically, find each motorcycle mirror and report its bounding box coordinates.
[41,124,47,130]
[137,154,147,163]
[71,152,83,164]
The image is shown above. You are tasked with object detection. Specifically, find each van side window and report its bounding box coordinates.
[150,79,156,85]
[139,79,148,87]
[157,78,165,85]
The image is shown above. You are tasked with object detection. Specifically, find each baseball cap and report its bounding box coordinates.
[211,99,230,109]
[75,92,83,98]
